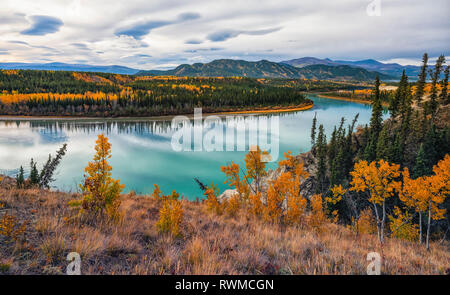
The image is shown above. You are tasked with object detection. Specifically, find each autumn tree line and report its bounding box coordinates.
[0,70,317,117]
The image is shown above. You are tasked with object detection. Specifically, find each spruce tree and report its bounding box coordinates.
[440,66,449,104]
[413,144,429,178]
[311,112,317,148]
[316,124,327,193]
[30,158,39,185]
[414,53,428,105]
[388,70,406,119]
[16,166,25,188]
[364,76,383,161]
[376,126,390,161]
[429,55,445,118]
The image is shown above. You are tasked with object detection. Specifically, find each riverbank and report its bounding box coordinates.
[315,93,389,107]
[0,101,314,122]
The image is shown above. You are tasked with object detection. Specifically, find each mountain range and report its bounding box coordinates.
[0,62,139,75]
[281,57,420,77]
[136,59,395,81]
[0,57,422,81]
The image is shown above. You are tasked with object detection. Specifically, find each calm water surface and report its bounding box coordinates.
[0,95,387,199]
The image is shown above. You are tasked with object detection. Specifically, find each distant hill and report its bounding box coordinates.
[0,62,140,75]
[281,57,420,78]
[280,57,339,68]
[136,59,394,81]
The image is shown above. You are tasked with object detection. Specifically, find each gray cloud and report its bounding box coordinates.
[9,40,29,45]
[21,15,63,36]
[207,27,282,42]
[71,43,89,50]
[1,0,448,68]
[115,12,201,39]
[185,39,203,44]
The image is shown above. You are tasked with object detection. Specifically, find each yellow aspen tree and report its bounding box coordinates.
[221,162,249,202]
[350,159,401,244]
[279,152,309,225]
[157,197,183,237]
[263,173,288,223]
[151,184,163,205]
[399,168,428,244]
[204,187,223,215]
[248,191,263,217]
[424,155,449,250]
[388,206,419,242]
[308,194,327,232]
[244,146,269,195]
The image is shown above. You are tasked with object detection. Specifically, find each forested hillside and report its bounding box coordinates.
[136,59,393,81]
[0,71,316,117]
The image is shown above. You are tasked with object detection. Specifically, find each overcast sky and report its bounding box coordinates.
[0,0,448,69]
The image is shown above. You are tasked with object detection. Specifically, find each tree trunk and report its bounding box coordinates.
[426,203,432,251]
[372,202,381,243]
[356,216,359,237]
[381,201,385,244]
[419,211,422,244]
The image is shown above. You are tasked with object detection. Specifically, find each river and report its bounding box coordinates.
[0,94,387,199]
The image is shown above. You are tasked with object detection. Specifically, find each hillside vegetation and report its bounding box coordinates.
[0,71,317,117]
[0,184,448,275]
[136,59,393,81]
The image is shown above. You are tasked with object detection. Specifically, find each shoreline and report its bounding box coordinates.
[315,93,389,107]
[0,102,314,122]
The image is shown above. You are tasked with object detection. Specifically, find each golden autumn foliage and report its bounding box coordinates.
[411,82,450,95]
[248,191,263,217]
[308,194,327,232]
[219,149,311,226]
[426,154,450,221]
[350,159,401,243]
[349,208,377,235]
[151,184,163,203]
[244,146,269,194]
[1,70,19,75]
[263,173,288,224]
[69,134,124,222]
[0,91,118,105]
[350,159,401,206]
[204,186,223,215]
[151,185,184,237]
[72,72,113,85]
[221,162,249,201]
[224,194,241,217]
[388,206,419,242]
[156,197,183,237]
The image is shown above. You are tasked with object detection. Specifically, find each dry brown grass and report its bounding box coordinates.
[0,187,448,275]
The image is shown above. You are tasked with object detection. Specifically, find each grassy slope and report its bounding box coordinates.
[0,186,448,275]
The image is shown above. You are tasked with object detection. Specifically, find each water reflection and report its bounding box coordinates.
[0,95,385,199]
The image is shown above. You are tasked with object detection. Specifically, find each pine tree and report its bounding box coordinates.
[428,55,445,118]
[413,144,429,178]
[16,166,24,188]
[389,70,406,119]
[364,76,383,161]
[315,124,327,193]
[376,126,390,161]
[30,158,39,185]
[441,66,449,104]
[414,53,428,105]
[311,112,317,148]
[39,143,67,189]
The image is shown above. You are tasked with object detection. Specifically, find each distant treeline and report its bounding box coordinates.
[0,70,360,117]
